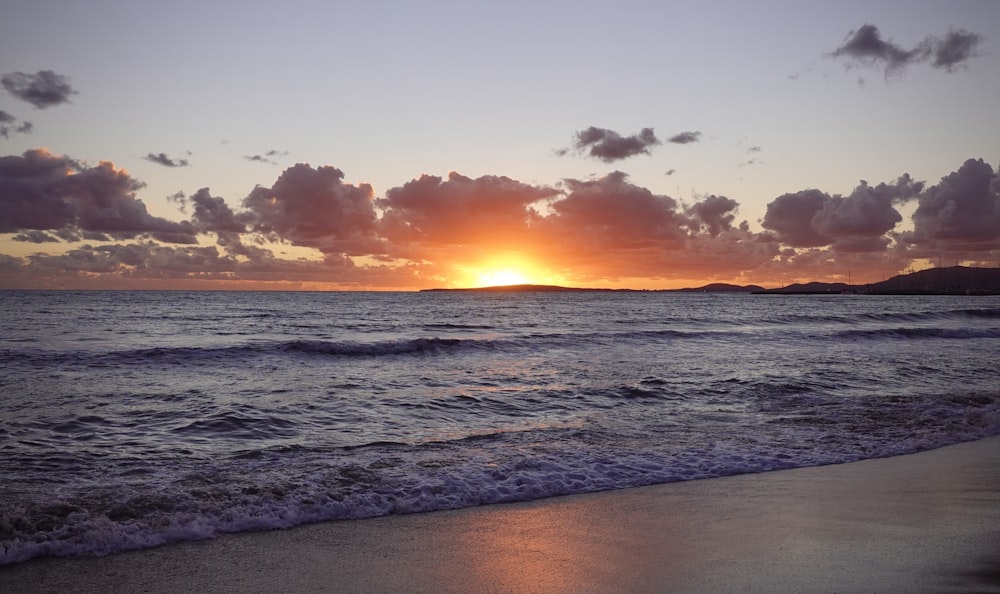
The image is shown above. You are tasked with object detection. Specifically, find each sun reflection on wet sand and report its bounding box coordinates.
[429,492,703,593]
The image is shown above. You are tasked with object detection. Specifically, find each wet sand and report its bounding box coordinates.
[4,435,1000,593]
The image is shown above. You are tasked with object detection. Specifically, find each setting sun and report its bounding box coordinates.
[477,269,530,287]
[461,253,552,288]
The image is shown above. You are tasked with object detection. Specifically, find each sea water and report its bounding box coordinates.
[2,290,999,563]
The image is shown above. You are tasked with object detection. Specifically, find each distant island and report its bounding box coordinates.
[753,266,1000,295]
[422,266,1000,295]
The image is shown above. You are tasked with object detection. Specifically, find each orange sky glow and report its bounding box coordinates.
[1,4,998,291]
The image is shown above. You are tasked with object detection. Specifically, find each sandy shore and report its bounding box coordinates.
[4,435,1000,593]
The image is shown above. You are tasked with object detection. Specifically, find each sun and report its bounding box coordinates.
[459,253,552,288]
[477,269,531,287]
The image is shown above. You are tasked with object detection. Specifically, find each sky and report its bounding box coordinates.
[1,0,999,290]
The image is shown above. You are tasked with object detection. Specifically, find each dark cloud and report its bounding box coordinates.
[686,195,739,237]
[927,29,983,72]
[169,188,248,245]
[831,24,983,76]
[0,239,403,289]
[0,149,196,242]
[1,70,77,109]
[668,131,701,144]
[762,175,922,251]
[244,150,288,165]
[905,159,1000,250]
[16,243,237,278]
[0,110,32,138]
[761,189,831,247]
[144,152,190,168]
[12,230,60,243]
[831,24,918,74]
[814,176,921,252]
[567,126,660,162]
[243,163,377,254]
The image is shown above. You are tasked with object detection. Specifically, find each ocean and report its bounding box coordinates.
[2,289,999,565]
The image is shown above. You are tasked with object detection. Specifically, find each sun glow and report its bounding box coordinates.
[460,253,554,288]
[476,269,531,287]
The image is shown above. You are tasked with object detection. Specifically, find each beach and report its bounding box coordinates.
[4,435,999,593]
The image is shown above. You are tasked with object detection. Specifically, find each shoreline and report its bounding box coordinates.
[4,435,1000,593]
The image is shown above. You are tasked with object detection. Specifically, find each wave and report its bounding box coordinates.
[1,337,487,367]
[284,337,466,356]
[837,327,1000,340]
[0,329,723,368]
[421,323,498,330]
[4,427,999,565]
[770,307,1000,328]
[3,384,999,566]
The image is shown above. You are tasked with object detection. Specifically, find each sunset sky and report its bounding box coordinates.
[2,0,999,290]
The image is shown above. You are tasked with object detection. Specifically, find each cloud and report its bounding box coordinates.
[0,239,413,289]
[0,149,196,243]
[242,163,378,254]
[169,187,248,250]
[4,150,998,290]
[830,24,983,76]
[378,171,556,248]
[11,230,60,243]
[831,24,919,75]
[533,174,778,281]
[904,159,1000,251]
[144,152,190,167]
[244,150,289,165]
[686,195,739,237]
[926,29,983,72]
[761,189,832,247]
[0,110,33,138]
[566,126,660,162]
[762,175,921,251]
[668,131,701,144]
[544,171,686,249]
[1,70,77,109]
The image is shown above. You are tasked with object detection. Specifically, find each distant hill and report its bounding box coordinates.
[672,282,764,293]
[753,281,852,294]
[755,266,1000,295]
[866,266,1000,294]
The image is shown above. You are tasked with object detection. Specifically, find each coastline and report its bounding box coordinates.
[3,435,999,593]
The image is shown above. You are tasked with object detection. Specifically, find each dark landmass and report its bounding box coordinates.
[423,267,1000,295]
[754,266,1000,295]
[672,282,765,293]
